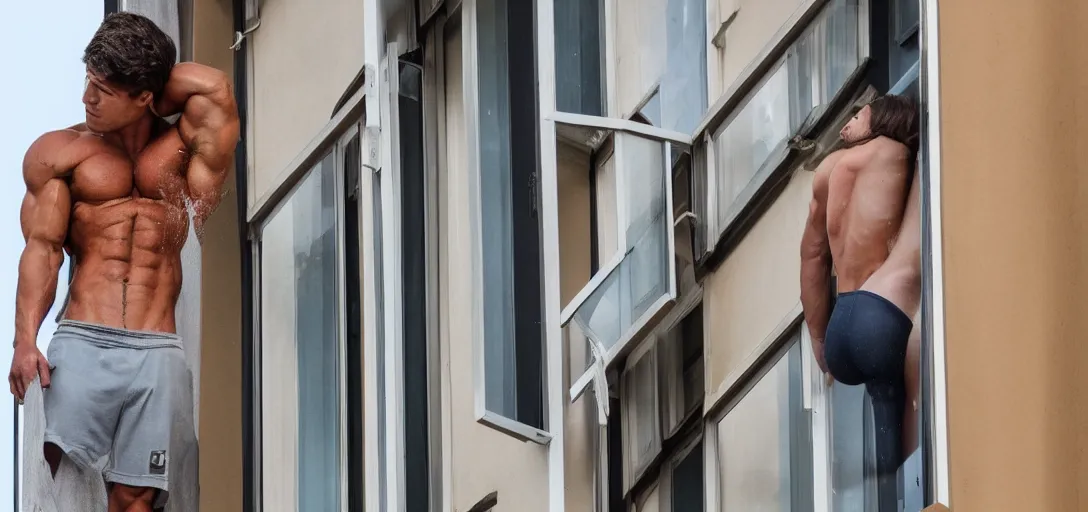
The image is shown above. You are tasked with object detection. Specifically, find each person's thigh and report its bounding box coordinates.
[42,336,130,470]
[108,483,157,512]
[107,346,193,508]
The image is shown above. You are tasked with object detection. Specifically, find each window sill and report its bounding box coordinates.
[476,411,553,445]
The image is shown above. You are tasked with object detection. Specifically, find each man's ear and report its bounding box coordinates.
[137,90,154,108]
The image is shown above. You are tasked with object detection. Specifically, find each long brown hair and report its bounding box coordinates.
[864,94,919,154]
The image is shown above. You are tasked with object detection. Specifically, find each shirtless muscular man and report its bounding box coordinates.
[7,13,238,511]
[800,94,920,507]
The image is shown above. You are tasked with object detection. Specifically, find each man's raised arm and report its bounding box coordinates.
[157,62,240,241]
[9,131,79,400]
[800,154,837,374]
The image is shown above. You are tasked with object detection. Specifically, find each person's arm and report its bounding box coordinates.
[158,63,240,241]
[10,131,78,398]
[800,155,837,373]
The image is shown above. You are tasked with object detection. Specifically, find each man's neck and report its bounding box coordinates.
[106,113,157,158]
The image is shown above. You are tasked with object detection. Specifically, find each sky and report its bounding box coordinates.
[0,1,102,505]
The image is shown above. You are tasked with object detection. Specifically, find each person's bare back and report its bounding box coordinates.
[821,136,919,311]
[799,94,920,498]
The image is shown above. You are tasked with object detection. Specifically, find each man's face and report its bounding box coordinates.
[839,104,872,143]
[82,68,152,133]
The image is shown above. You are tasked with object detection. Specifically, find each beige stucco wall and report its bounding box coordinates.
[703,171,811,405]
[708,0,804,101]
[441,25,550,511]
[938,0,1088,509]
[191,0,243,510]
[248,0,364,202]
[556,141,598,509]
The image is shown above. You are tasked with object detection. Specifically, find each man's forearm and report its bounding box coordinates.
[800,254,832,345]
[14,241,62,347]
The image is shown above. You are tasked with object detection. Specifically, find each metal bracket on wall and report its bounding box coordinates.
[362,63,381,174]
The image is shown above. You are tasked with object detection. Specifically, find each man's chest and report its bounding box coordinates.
[70,130,191,204]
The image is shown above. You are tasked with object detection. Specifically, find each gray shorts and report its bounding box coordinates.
[42,320,195,502]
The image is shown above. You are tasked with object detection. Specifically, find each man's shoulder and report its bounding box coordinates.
[24,129,102,180]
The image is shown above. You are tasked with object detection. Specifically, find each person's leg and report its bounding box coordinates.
[42,327,131,476]
[43,442,63,478]
[108,484,157,512]
[107,344,193,510]
[901,320,923,458]
[867,377,906,512]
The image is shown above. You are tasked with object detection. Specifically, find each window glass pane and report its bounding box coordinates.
[672,440,704,512]
[615,0,667,117]
[716,342,804,511]
[712,0,861,236]
[595,152,620,260]
[554,0,604,115]
[661,0,708,134]
[260,153,341,511]
[478,0,519,418]
[788,0,861,130]
[573,135,670,362]
[626,351,659,473]
[713,63,790,220]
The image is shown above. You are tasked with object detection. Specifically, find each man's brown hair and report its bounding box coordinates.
[866,94,919,154]
[83,12,176,99]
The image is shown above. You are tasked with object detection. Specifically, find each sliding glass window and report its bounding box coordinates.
[258,153,345,511]
[474,0,547,435]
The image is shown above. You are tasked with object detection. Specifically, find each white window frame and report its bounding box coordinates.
[657,288,704,438]
[464,0,553,444]
[251,120,359,512]
[700,0,871,249]
[652,431,704,512]
[704,325,813,512]
[617,288,703,493]
[621,337,662,490]
[552,112,689,403]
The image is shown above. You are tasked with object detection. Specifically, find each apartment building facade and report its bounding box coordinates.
[35,0,1084,511]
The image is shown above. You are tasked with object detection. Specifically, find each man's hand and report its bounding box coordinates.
[9,343,50,403]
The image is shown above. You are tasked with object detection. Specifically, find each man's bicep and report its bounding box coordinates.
[21,179,71,246]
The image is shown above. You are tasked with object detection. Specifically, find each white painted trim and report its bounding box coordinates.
[463,0,489,428]
[921,0,951,504]
[247,86,369,225]
[476,411,554,445]
[334,125,356,512]
[535,0,569,508]
[359,133,383,512]
[549,111,694,146]
[569,366,594,402]
[379,44,409,512]
[361,2,384,510]
[424,14,452,512]
[435,16,456,512]
[250,241,264,512]
[801,323,833,512]
[704,302,804,415]
[603,0,617,117]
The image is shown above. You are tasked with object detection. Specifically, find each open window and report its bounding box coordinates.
[552,113,691,407]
